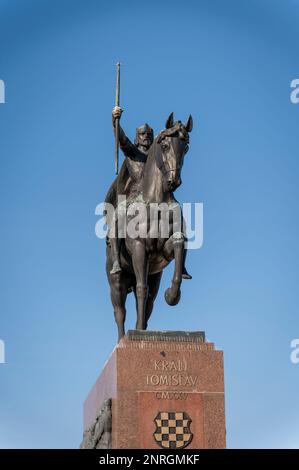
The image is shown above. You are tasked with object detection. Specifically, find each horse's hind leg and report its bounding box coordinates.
[109,272,131,342]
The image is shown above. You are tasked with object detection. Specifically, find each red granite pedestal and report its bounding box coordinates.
[83,330,226,449]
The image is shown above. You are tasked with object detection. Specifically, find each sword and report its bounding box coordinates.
[114,62,121,175]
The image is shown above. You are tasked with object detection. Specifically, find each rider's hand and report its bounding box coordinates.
[112,106,123,126]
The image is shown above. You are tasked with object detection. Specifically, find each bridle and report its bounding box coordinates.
[156,122,189,176]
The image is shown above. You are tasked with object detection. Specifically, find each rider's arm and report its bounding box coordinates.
[112,106,135,157]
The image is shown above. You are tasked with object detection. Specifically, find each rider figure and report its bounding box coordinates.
[107,106,192,279]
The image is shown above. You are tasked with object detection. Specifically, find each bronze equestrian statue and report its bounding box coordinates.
[104,107,193,341]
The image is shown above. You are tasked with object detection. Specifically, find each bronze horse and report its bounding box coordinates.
[105,113,193,341]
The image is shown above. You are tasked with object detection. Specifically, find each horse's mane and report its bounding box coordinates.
[157,121,189,143]
[145,133,161,165]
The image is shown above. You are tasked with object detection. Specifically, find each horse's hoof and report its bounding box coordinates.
[165,287,181,306]
[117,331,125,343]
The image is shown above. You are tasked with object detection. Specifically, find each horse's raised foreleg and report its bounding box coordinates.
[131,241,148,330]
[163,232,184,306]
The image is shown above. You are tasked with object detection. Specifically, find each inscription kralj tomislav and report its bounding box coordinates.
[104,63,193,342]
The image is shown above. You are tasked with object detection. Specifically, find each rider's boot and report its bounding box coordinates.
[109,237,122,275]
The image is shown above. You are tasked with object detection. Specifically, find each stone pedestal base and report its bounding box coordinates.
[82,330,226,449]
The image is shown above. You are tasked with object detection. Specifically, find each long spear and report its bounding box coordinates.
[114,62,121,175]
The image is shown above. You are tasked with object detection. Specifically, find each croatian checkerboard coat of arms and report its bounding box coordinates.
[153,411,193,449]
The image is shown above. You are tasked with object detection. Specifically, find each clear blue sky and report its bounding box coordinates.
[0,0,299,448]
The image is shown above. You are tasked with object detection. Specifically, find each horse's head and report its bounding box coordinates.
[156,112,193,193]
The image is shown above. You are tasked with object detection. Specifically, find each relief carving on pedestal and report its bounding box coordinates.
[80,398,112,449]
